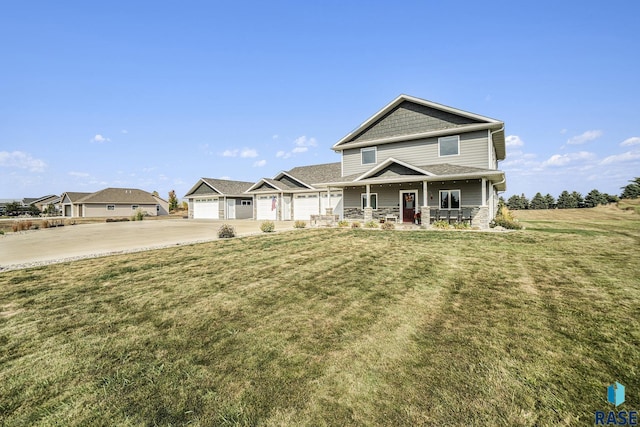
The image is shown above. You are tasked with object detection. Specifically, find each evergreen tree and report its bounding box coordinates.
[571,191,584,207]
[557,191,577,209]
[529,192,548,209]
[584,189,607,207]
[620,177,640,199]
[544,193,556,208]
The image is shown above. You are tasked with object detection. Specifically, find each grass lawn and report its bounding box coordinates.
[1,207,639,426]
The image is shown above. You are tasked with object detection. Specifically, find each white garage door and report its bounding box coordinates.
[193,198,219,219]
[294,194,320,220]
[321,192,343,219]
[257,195,277,220]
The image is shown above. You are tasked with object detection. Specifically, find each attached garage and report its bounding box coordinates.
[293,193,320,220]
[256,195,278,220]
[193,197,219,219]
[321,192,344,218]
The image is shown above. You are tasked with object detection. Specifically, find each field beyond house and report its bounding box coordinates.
[1,207,639,426]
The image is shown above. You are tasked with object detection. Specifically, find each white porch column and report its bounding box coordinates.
[364,184,372,221]
[422,181,428,207]
[365,184,371,208]
[481,178,487,207]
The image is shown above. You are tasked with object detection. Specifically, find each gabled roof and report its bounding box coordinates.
[353,158,435,182]
[184,178,255,197]
[285,162,342,185]
[76,188,158,204]
[61,192,92,203]
[332,94,506,160]
[246,178,290,192]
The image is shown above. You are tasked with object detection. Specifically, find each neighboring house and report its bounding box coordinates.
[184,179,255,219]
[59,192,92,217]
[60,188,169,217]
[29,195,60,214]
[324,94,506,228]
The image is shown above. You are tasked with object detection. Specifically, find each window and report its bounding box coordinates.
[361,193,378,209]
[439,135,459,156]
[361,147,376,165]
[439,190,461,209]
[107,205,115,211]
[131,205,139,210]
[241,200,252,206]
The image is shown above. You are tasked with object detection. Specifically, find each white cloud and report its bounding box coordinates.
[121,129,128,134]
[567,130,602,145]
[542,151,595,167]
[272,134,279,140]
[600,150,640,165]
[68,171,89,177]
[253,159,267,167]
[219,175,231,180]
[276,150,291,159]
[505,135,524,147]
[620,137,640,147]
[221,149,239,157]
[92,134,110,143]
[0,151,47,172]
[292,146,308,153]
[294,136,317,147]
[240,148,258,158]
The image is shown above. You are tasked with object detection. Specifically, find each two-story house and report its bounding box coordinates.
[187,94,506,228]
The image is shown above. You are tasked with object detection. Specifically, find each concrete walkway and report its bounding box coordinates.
[0,219,295,271]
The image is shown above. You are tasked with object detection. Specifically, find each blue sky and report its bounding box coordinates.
[1,1,639,200]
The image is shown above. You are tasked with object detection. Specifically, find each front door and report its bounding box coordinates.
[226,199,236,219]
[402,191,417,223]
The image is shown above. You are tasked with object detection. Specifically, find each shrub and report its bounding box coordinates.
[453,222,470,230]
[42,220,50,229]
[294,220,307,229]
[432,220,450,229]
[381,222,395,230]
[24,220,33,230]
[106,218,130,223]
[364,220,379,228]
[351,221,361,229]
[491,205,522,230]
[337,220,350,228]
[131,209,145,221]
[218,224,236,238]
[260,221,275,233]
[0,230,4,235]
[11,222,18,232]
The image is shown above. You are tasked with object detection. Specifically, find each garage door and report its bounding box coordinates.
[193,198,219,219]
[321,192,343,219]
[256,195,277,220]
[294,194,320,220]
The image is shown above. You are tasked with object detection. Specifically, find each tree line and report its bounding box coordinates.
[503,177,640,210]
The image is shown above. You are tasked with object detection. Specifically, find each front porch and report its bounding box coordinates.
[341,179,496,229]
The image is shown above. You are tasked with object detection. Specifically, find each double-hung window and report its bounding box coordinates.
[361,147,376,165]
[361,193,378,209]
[439,190,461,209]
[439,135,460,157]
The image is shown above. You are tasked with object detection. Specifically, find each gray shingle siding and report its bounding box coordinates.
[351,101,481,143]
[191,182,220,196]
[342,130,490,177]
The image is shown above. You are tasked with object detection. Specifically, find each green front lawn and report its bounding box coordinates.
[1,214,639,426]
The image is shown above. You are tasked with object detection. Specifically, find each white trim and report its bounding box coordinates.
[438,189,461,210]
[361,147,377,165]
[353,157,434,182]
[361,192,377,209]
[399,190,419,222]
[481,178,487,207]
[438,135,460,157]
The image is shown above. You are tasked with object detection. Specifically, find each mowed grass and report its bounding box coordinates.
[1,209,639,426]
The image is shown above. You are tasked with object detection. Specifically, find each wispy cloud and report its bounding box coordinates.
[121,129,128,134]
[294,136,317,147]
[220,148,258,158]
[68,171,89,177]
[276,135,317,159]
[91,134,111,143]
[600,150,640,165]
[505,135,524,147]
[253,159,267,167]
[620,137,640,147]
[0,151,47,172]
[567,130,602,145]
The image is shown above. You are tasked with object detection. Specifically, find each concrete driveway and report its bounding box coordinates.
[0,219,295,271]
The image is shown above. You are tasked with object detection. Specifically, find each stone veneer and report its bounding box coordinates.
[346,205,493,229]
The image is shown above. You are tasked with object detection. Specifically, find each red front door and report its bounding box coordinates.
[402,192,416,222]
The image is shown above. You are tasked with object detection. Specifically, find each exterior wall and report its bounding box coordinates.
[352,101,479,143]
[343,182,424,219]
[342,130,489,176]
[235,198,253,219]
[83,203,158,218]
[154,197,169,215]
[425,180,484,207]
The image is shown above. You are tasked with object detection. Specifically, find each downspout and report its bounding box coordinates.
[489,125,504,169]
